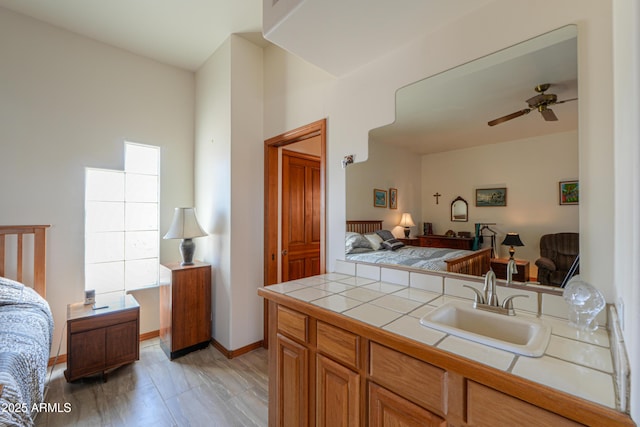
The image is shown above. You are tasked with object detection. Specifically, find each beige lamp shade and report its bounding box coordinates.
[398,213,416,238]
[163,207,207,239]
[398,213,416,228]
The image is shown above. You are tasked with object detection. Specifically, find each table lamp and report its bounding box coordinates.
[501,233,524,259]
[163,207,207,266]
[398,213,416,238]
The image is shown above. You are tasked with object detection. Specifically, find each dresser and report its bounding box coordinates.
[65,294,139,382]
[417,234,474,250]
[159,261,212,359]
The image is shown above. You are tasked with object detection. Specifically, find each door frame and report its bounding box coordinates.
[263,119,326,345]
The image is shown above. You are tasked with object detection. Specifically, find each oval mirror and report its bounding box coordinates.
[451,196,468,222]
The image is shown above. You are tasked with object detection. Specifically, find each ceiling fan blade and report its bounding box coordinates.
[555,97,578,105]
[487,109,531,126]
[541,108,558,121]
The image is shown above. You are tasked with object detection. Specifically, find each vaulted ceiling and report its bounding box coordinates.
[0,1,577,151]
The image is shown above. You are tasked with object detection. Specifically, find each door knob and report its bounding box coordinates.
[282,249,288,256]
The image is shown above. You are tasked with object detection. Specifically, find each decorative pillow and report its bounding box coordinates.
[375,229,395,241]
[364,233,384,251]
[345,232,373,254]
[381,238,404,251]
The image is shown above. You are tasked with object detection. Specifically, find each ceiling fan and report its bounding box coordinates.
[487,83,577,126]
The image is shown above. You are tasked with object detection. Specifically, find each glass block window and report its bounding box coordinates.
[85,142,159,295]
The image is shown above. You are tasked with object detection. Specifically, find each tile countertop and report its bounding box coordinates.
[265,272,621,412]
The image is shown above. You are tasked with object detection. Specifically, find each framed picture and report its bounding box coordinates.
[559,180,579,205]
[389,188,398,209]
[373,189,387,207]
[475,188,507,207]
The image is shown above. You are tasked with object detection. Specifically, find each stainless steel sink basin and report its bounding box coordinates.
[419,300,551,357]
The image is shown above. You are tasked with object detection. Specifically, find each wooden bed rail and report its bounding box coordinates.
[445,247,492,276]
[0,225,50,297]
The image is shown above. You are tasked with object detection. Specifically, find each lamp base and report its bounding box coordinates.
[404,228,410,238]
[508,246,515,260]
[180,238,196,266]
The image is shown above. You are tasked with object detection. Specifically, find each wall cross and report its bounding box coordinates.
[433,192,442,204]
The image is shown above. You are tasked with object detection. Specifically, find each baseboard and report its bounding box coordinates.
[48,330,160,366]
[211,338,264,359]
[139,330,160,341]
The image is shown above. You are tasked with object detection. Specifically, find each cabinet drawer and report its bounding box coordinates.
[317,321,359,369]
[68,308,139,334]
[369,342,446,414]
[277,305,308,343]
[467,381,582,426]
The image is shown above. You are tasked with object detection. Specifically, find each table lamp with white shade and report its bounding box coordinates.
[163,207,207,266]
[398,213,416,238]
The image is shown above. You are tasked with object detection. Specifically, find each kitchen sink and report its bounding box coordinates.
[419,300,551,357]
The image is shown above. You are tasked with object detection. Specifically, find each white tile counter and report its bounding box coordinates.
[264,266,626,412]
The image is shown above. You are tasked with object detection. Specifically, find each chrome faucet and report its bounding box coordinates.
[463,269,528,316]
[506,258,517,284]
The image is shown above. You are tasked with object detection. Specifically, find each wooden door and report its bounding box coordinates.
[369,383,446,427]
[282,150,321,281]
[316,354,360,427]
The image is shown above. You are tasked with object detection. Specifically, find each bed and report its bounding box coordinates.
[0,225,53,427]
[346,220,490,277]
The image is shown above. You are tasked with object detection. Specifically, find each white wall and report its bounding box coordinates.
[195,35,264,351]
[613,0,640,418]
[345,138,422,237]
[421,132,578,273]
[0,8,195,352]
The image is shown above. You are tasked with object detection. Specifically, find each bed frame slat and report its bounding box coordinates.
[0,225,50,297]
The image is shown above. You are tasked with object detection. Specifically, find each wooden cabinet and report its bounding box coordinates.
[159,261,211,359]
[276,333,309,427]
[490,257,530,282]
[467,381,582,426]
[417,235,474,250]
[260,290,635,427]
[65,294,139,382]
[369,383,445,427]
[316,354,360,427]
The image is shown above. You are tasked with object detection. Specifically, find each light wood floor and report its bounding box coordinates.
[36,338,269,427]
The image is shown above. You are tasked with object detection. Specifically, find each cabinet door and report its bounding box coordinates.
[69,328,106,378]
[276,334,309,427]
[369,383,446,427]
[173,266,211,350]
[316,354,359,427]
[105,320,139,368]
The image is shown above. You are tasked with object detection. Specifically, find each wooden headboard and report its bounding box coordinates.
[346,220,383,234]
[0,225,50,297]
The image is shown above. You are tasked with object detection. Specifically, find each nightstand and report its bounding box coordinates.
[159,261,212,359]
[490,258,530,282]
[65,294,139,382]
[398,237,420,246]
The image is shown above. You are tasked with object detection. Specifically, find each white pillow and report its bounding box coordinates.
[364,233,383,250]
[345,232,373,254]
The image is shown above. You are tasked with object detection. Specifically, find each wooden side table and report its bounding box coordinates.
[159,261,212,359]
[490,258,530,282]
[398,237,420,246]
[65,294,139,382]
